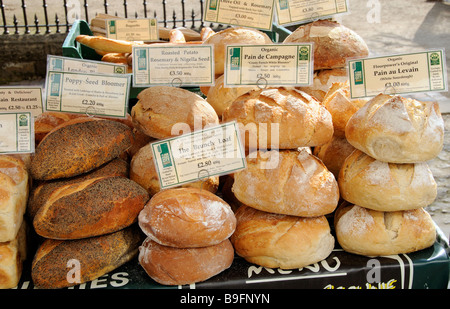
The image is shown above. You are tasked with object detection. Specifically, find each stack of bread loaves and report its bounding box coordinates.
[222,86,338,269]
[27,117,150,288]
[335,93,445,256]
[0,155,30,289]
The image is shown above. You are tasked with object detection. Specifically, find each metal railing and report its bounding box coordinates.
[0,0,220,35]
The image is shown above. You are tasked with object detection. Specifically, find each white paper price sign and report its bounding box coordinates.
[151,121,246,190]
[106,18,159,42]
[348,50,448,99]
[47,55,128,75]
[204,0,275,31]
[0,87,43,118]
[224,43,313,87]
[0,112,34,154]
[275,0,348,26]
[44,71,131,118]
[132,44,215,87]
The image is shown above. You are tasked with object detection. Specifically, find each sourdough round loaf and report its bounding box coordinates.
[130,143,219,195]
[231,205,334,269]
[30,117,133,180]
[131,86,219,139]
[232,149,339,217]
[138,187,236,248]
[283,20,369,70]
[338,149,437,211]
[296,68,349,102]
[345,94,444,163]
[313,135,356,178]
[222,87,334,149]
[334,203,436,256]
[203,27,273,76]
[138,238,234,286]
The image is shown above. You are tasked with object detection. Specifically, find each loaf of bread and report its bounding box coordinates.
[334,203,436,256]
[31,224,144,289]
[33,176,149,240]
[322,81,367,137]
[313,135,356,178]
[231,205,334,269]
[28,158,129,219]
[131,86,219,140]
[0,221,27,289]
[338,149,437,212]
[130,143,219,195]
[283,20,369,70]
[345,94,444,163]
[0,155,29,242]
[31,117,133,180]
[138,187,236,248]
[206,74,257,117]
[222,87,334,149]
[138,238,234,286]
[296,68,349,102]
[203,27,273,76]
[232,149,339,217]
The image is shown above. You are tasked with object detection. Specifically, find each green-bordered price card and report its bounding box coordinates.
[44,71,131,118]
[348,50,448,99]
[151,121,246,190]
[275,0,348,26]
[0,112,34,154]
[224,43,313,87]
[106,18,159,42]
[204,0,275,31]
[47,55,128,75]
[132,44,215,87]
[0,87,43,119]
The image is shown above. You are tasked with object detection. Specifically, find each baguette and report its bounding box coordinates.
[76,34,140,54]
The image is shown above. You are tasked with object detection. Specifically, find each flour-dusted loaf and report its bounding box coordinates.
[338,149,437,212]
[130,143,219,195]
[31,224,144,289]
[203,27,273,76]
[231,205,334,269]
[296,68,349,102]
[222,87,334,149]
[138,238,234,286]
[313,135,356,178]
[283,20,369,70]
[345,94,444,163]
[131,86,219,139]
[33,176,149,240]
[30,117,133,180]
[334,203,436,257]
[232,148,339,217]
[138,187,236,248]
[0,221,27,289]
[0,155,29,242]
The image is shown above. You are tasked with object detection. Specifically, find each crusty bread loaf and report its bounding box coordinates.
[203,27,273,76]
[131,86,219,140]
[334,203,436,256]
[28,158,129,219]
[222,87,334,149]
[345,94,445,163]
[31,117,133,180]
[138,187,236,248]
[231,205,334,269]
[206,74,257,117]
[138,238,234,286]
[283,20,369,70]
[322,81,367,137]
[76,34,141,54]
[296,68,349,102]
[130,143,219,195]
[232,149,339,217]
[313,135,356,179]
[338,149,437,211]
[0,155,29,242]
[33,176,149,240]
[0,221,27,289]
[31,224,144,289]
